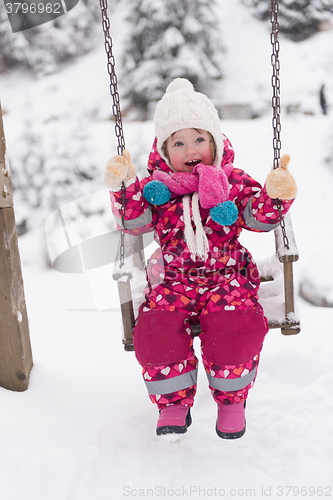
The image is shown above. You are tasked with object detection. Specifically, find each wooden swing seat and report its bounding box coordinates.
[113,212,300,351]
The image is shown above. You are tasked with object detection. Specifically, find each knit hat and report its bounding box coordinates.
[154,78,224,168]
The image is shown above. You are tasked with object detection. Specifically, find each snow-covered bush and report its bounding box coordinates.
[121,0,223,119]
[242,0,333,42]
[0,0,100,76]
[9,117,102,234]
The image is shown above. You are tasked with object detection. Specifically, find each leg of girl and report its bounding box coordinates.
[200,302,268,439]
[133,283,200,436]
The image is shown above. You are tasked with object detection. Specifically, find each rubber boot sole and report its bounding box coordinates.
[156,409,192,436]
[215,424,246,440]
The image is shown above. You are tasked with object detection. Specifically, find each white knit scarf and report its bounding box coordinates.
[182,193,209,261]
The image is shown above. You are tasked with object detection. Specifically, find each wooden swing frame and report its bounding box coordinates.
[99,0,301,351]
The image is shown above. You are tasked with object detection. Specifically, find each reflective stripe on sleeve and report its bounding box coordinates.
[114,207,153,230]
[144,369,198,395]
[243,197,280,232]
[206,367,257,392]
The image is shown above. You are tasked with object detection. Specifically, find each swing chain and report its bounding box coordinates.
[99,0,126,266]
[99,0,125,156]
[119,182,126,267]
[270,0,289,250]
[270,0,281,169]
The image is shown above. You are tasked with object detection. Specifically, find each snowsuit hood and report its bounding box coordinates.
[147,134,235,176]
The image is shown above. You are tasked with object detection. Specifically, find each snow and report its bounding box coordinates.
[299,263,333,307]
[1,0,333,498]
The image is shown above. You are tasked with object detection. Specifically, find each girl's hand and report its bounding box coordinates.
[103,150,136,190]
[265,154,297,200]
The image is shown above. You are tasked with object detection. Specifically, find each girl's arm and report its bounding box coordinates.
[233,166,296,233]
[103,150,156,235]
[110,177,156,235]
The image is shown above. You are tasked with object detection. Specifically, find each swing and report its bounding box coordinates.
[99,0,301,351]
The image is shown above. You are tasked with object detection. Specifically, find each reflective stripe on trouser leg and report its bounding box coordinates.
[144,368,198,395]
[206,367,257,392]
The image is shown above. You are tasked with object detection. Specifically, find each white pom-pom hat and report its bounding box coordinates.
[154,78,224,168]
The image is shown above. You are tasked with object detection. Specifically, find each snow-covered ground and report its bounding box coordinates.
[1,0,333,498]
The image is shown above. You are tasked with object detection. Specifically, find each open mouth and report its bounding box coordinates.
[185,159,201,167]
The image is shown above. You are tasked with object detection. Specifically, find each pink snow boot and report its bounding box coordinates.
[216,401,246,439]
[156,405,192,436]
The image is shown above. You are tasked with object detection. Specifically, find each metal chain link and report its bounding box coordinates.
[270,0,289,249]
[99,0,126,266]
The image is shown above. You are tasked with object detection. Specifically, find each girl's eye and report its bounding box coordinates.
[196,137,205,143]
[174,141,183,147]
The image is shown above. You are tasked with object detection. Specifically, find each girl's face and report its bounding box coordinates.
[165,128,214,172]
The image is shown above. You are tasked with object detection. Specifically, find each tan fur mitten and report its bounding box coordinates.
[265,154,297,200]
[103,150,136,190]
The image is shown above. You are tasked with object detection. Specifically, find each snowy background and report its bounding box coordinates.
[1,0,333,498]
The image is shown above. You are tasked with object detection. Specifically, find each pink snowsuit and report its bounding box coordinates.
[111,135,294,409]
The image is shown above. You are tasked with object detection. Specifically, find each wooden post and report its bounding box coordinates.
[283,261,295,317]
[0,102,33,391]
[113,233,146,352]
[274,214,301,336]
[117,280,135,351]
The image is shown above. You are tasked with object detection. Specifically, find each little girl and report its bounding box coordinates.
[104,78,297,439]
